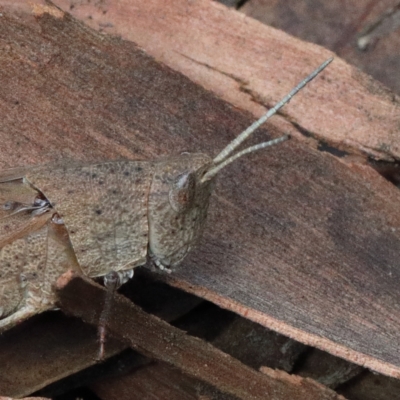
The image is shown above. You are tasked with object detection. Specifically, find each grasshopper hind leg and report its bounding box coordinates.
[0,260,55,333]
[0,303,53,333]
[0,211,82,333]
[0,177,81,332]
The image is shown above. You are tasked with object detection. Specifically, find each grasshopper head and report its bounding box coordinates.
[147,58,332,270]
[148,153,214,269]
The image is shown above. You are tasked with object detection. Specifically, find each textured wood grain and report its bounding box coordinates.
[0,312,127,397]
[91,362,240,400]
[0,1,400,384]
[49,0,400,161]
[57,271,345,400]
[241,0,400,95]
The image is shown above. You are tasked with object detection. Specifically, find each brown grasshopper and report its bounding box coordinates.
[0,58,332,342]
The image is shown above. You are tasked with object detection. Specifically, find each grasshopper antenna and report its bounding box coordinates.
[202,57,333,182]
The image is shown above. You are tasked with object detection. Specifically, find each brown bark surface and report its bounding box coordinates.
[241,0,400,96]
[48,0,400,161]
[0,0,400,396]
[57,272,345,400]
[0,313,127,397]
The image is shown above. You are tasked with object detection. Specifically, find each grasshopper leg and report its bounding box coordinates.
[97,268,135,360]
[97,271,121,361]
[0,269,55,333]
[0,303,52,333]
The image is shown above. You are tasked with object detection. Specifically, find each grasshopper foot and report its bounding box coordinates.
[153,258,172,273]
[148,250,173,273]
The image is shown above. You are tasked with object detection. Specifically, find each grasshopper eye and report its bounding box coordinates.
[169,172,196,212]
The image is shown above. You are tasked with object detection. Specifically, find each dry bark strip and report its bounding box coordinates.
[90,293,308,400]
[240,0,400,96]
[0,271,202,397]
[49,0,400,161]
[91,361,243,400]
[0,312,127,398]
[0,0,400,387]
[56,271,345,400]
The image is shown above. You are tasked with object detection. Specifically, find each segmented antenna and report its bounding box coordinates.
[201,58,333,182]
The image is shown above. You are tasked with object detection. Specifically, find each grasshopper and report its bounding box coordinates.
[0,59,332,340]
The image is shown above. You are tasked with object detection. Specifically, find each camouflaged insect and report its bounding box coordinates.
[0,59,332,333]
